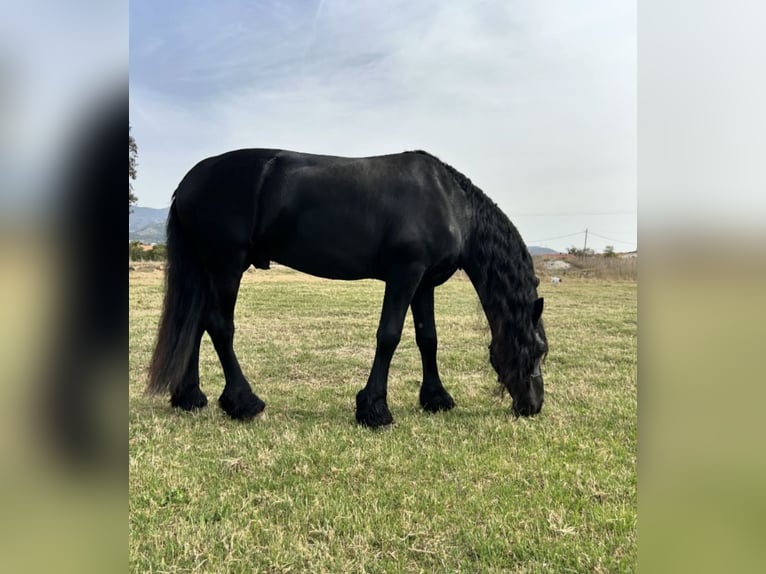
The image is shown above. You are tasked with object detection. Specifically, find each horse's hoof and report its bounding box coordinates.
[419,386,455,413]
[355,390,394,428]
[219,389,266,420]
[170,386,208,411]
[356,408,394,428]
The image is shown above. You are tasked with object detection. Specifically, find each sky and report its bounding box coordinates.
[129,0,636,253]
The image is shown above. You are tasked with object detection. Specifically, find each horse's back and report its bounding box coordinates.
[173,149,469,281]
[258,151,468,280]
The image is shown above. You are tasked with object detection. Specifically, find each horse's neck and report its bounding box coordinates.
[461,207,536,335]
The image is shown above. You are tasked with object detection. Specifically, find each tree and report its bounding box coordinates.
[129,125,138,210]
[129,241,144,261]
[151,244,167,260]
[567,246,595,257]
[603,245,617,257]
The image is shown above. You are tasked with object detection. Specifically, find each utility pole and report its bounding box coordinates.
[583,228,588,254]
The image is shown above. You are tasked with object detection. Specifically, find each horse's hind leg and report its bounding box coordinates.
[411,284,455,413]
[206,260,265,420]
[170,325,208,410]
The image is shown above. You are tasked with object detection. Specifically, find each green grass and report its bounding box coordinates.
[130,268,636,573]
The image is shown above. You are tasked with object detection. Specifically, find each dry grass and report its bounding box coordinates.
[534,255,637,282]
[130,268,636,572]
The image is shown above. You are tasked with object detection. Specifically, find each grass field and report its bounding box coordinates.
[129,267,636,573]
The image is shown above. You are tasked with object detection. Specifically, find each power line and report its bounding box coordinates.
[588,231,636,246]
[514,210,636,217]
[526,231,585,243]
[527,229,636,249]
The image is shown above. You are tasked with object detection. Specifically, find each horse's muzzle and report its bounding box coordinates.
[512,398,544,418]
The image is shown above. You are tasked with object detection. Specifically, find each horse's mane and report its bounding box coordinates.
[409,149,546,390]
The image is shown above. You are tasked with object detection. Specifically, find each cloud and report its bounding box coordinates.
[129,0,636,251]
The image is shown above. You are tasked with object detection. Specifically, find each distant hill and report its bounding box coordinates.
[528,246,559,255]
[130,206,169,243]
[130,206,168,232]
[131,221,167,244]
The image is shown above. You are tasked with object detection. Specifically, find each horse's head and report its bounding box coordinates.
[490,297,547,417]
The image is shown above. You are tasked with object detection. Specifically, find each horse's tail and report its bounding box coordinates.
[146,200,207,396]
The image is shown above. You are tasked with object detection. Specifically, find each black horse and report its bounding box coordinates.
[147,149,547,427]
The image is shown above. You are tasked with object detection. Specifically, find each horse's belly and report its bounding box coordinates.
[257,202,459,281]
[270,246,379,280]
[267,223,382,279]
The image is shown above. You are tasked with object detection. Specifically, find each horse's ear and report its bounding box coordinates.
[532,297,544,323]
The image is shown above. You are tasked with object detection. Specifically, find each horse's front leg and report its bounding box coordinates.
[356,267,424,428]
[411,284,455,413]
